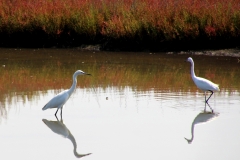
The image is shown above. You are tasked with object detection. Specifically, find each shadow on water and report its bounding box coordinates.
[42,117,91,158]
[184,110,219,144]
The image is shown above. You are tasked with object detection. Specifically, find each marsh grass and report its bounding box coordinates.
[0,0,239,49]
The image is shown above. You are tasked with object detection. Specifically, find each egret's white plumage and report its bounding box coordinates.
[42,70,91,116]
[186,57,220,110]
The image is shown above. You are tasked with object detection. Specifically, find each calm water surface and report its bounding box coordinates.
[0,49,240,160]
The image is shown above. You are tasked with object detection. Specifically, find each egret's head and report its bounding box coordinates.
[186,57,193,63]
[75,70,91,76]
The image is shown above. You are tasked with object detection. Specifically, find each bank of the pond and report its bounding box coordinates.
[166,49,240,58]
[0,32,240,52]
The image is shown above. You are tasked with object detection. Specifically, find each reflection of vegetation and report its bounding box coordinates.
[0,102,7,123]
[0,49,240,121]
[0,49,239,95]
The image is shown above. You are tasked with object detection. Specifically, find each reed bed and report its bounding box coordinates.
[0,0,239,49]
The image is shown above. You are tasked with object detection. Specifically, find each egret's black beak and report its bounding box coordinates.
[85,73,91,76]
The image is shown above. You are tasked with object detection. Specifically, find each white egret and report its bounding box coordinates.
[186,57,220,110]
[42,70,91,116]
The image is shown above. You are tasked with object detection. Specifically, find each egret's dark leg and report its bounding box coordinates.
[60,107,63,119]
[204,103,206,112]
[204,92,207,103]
[204,92,207,112]
[206,90,214,104]
[206,102,214,113]
[55,115,60,121]
[204,91,214,112]
[55,108,59,117]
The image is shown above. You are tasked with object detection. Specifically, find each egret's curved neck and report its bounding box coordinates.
[68,133,78,156]
[190,61,196,79]
[190,122,195,142]
[69,73,78,96]
[185,122,195,144]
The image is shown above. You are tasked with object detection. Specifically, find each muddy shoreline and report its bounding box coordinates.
[79,45,240,57]
[1,33,240,57]
[166,49,240,57]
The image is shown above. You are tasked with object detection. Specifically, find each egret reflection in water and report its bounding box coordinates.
[42,118,91,158]
[185,110,219,144]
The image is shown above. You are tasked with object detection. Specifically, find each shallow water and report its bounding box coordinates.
[0,49,240,160]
